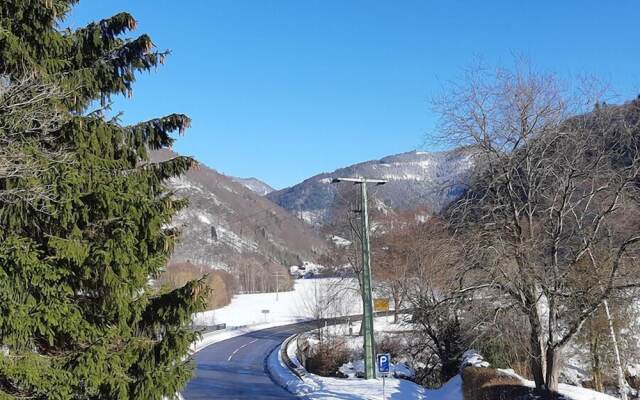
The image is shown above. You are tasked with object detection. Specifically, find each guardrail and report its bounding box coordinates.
[280,334,307,380]
[191,323,227,333]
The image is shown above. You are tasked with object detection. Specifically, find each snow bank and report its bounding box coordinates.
[493,368,620,400]
[425,375,463,400]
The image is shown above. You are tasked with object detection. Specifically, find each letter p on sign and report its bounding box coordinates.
[377,353,390,376]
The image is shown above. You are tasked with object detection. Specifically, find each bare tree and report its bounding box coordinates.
[373,209,431,323]
[297,278,358,342]
[436,61,640,395]
[401,218,470,385]
[0,74,69,208]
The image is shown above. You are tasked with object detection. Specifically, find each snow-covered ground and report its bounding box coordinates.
[497,368,620,400]
[270,335,620,400]
[304,314,418,380]
[267,314,431,399]
[269,333,464,400]
[330,235,352,247]
[268,339,426,400]
[193,277,361,327]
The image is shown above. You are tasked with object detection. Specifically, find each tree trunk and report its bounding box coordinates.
[603,299,628,400]
[392,291,401,324]
[590,327,603,393]
[528,311,546,390]
[545,346,560,397]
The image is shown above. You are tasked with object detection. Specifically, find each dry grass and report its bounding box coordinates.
[304,337,351,378]
[462,367,555,400]
[159,262,237,309]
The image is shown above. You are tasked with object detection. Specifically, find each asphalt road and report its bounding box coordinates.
[181,321,318,399]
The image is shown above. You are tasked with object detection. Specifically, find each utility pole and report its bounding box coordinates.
[272,271,286,301]
[332,177,386,379]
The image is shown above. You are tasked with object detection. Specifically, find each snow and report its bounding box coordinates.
[214,225,258,253]
[425,375,463,400]
[268,341,426,399]
[302,374,424,399]
[628,363,640,377]
[230,177,274,196]
[196,213,211,224]
[338,359,415,380]
[299,210,328,225]
[460,350,490,370]
[313,314,415,355]
[192,278,361,327]
[271,325,467,400]
[555,384,621,400]
[267,313,426,399]
[497,369,621,400]
[330,235,352,247]
[168,176,203,193]
[289,262,329,278]
[270,349,461,400]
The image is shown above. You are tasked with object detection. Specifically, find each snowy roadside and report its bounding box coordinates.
[268,343,620,400]
[497,368,620,400]
[267,339,426,400]
[268,337,465,400]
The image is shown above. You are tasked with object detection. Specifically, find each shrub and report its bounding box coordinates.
[305,337,351,377]
[376,335,404,360]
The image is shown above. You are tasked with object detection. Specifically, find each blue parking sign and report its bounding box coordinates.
[377,353,390,375]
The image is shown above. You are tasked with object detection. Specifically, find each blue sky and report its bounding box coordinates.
[66,1,640,189]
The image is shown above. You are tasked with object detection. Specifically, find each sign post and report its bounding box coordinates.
[377,353,391,400]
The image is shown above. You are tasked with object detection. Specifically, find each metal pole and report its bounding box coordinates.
[382,376,386,400]
[360,181,376,380]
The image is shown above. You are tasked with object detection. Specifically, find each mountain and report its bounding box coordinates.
[267,148,474,225]
[151,149,327,270]
[231,176,275,196]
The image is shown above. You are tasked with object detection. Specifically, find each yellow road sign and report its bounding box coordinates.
[373,298,390,312]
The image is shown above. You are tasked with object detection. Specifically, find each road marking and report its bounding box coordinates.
[227,339,259,361]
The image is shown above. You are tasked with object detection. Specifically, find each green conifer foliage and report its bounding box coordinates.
[0,1,208,398]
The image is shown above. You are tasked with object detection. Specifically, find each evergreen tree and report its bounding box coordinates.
[0,1,208,398]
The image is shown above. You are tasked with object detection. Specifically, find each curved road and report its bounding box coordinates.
[182,322,317,399]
